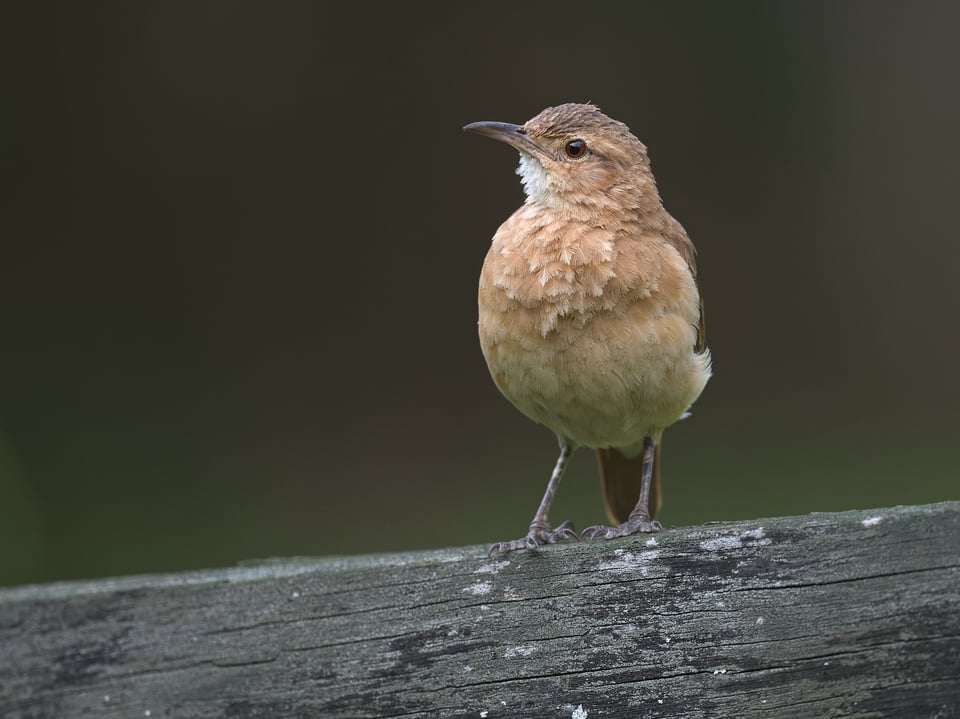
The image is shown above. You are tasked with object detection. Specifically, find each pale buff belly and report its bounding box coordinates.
[480,301,711,449]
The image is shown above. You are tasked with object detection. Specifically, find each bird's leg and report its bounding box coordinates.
[489,440,579,554]
[581,437,663,540]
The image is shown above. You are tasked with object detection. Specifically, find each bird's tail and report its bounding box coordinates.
[595,443,662,524]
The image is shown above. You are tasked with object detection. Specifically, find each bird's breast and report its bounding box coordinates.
[477,207,709,446]
[479,206,668,336]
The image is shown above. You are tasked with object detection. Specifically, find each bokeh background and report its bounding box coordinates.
[2,2,958,587]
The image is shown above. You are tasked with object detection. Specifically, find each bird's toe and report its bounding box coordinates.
[488,521,579,555]
[581,518,662,541]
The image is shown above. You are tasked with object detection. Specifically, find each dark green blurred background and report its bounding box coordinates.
[2,2,958,588]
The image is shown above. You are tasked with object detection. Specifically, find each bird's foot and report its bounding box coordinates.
[488,520,578,555]
[580,516,662,541]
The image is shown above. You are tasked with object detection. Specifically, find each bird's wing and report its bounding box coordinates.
[664,223,706,353]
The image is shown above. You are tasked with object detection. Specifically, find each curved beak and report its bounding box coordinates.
[463,121,550,159]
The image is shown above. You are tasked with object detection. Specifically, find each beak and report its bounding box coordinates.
[463,120,550,159]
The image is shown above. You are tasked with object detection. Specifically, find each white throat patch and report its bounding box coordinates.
[516,153,551,203]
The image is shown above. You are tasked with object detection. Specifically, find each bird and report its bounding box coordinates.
[464,103,711,554]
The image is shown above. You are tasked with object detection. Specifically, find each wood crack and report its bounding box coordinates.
[1,501,957,718]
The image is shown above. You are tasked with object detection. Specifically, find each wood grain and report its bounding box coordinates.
[2,502,958,718]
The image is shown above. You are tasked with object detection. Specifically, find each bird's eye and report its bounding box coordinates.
[564,139,588,159]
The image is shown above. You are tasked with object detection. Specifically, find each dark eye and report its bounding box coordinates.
[564,139,588,159]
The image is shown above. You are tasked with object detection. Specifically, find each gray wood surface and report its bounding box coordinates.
[2,502,959,718]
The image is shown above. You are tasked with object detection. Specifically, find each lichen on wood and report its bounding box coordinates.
[1,502,959,718]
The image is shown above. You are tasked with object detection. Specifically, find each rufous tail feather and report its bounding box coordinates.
[596,443,662,524]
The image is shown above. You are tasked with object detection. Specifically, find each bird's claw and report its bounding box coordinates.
[488,520,578,555]
[581,518,662,541]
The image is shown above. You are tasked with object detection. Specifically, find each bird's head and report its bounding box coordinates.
[464,103,657,209]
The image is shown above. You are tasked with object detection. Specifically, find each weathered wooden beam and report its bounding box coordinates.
[1,502,958,718]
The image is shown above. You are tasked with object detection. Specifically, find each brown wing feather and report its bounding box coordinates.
[595,444,662,524]
[664,221,706,352]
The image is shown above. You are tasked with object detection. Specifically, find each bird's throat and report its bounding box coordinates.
[516,153,552,204]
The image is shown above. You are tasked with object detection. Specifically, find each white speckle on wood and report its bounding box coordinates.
[291,591,300,599]
[861,516,883,527]
[645,537,658,547]
[504,645,536,658]
[657,699,664,704]
[598,549,660,574]
[474,560,511,575]
[103,695,110,703]
[756,616,765,625]
[614,623,639,638]
[700,527,770,551]
[503,586,523,601]
[480,711,488,718]
[572,704,589,719]
[712,668,727,675]
[463,582,493,596]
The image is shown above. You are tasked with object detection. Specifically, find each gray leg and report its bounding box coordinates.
[489,440,579,554]
[581,436,663,540]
